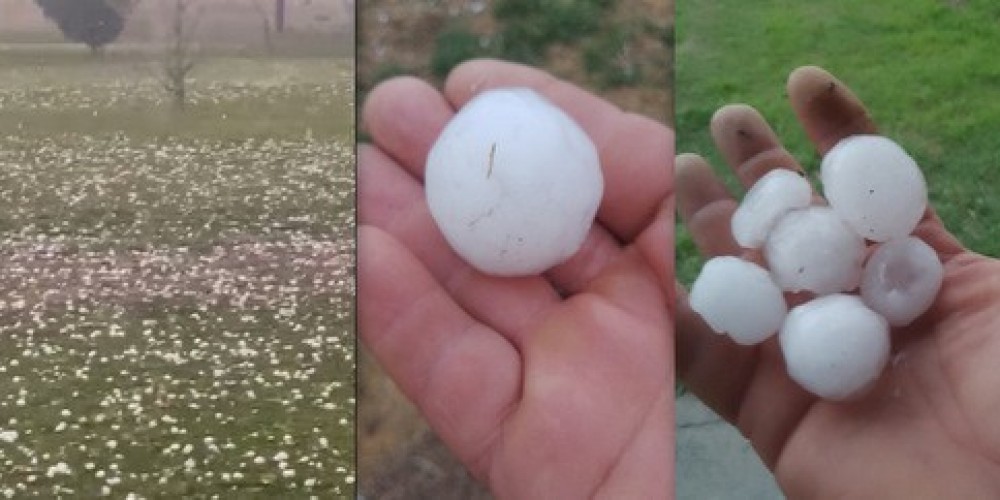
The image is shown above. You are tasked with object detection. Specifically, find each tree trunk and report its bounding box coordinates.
[276,0,286,33]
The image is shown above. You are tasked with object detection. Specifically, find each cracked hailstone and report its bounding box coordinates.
[821,135,928,242]
[689,256,787,345]
[424,88,603,276]
[764,205,865,294]
[780,294,890,400]
[861,236,943,327]
[731,168,812,248]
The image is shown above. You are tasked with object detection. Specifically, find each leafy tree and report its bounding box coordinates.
[35,0,125,52]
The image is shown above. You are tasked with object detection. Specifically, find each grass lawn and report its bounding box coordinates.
[0,48,355,498]
[676,0,1000,283]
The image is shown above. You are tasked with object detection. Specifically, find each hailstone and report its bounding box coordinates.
[424,88,604,276]
[779,294,890,400]
[689,256,787,345]
[861,236,943,327]
[731,169,812,249]
[764,206,865,294]
[821,135,927,242]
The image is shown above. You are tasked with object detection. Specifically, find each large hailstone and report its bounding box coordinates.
[861,236,943,327]
[689,256,787,345]
[764,206,866,294]
[779,294,890,400]
[731,169,812,249]
[821,135,927,242]
[425,88,604,276]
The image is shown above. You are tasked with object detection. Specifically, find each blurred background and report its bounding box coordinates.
[0,1,355,497]
[675,0,1000,498]
[357,0,673,498]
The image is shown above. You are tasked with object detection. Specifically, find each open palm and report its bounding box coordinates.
[677,66,1000,498]
[359,60,674,498]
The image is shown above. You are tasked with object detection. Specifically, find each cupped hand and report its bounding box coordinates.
[676,66,1000,498]
[358,59,674,499]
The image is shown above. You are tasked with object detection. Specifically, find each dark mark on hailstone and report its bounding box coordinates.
[487,142,497,178]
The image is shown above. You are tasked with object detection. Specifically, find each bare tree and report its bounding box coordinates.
[159,0,199,109]
[249,0,275,54]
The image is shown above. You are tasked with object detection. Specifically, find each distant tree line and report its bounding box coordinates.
[35,0,139,52]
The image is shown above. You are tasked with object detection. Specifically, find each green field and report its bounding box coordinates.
[676,0,1000,283]
[0,48,355,498]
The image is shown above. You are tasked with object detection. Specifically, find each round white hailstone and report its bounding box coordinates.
[425,88,604,276]
[861,236,943,327]
[689,256,787,345]
[780,294,890,400]
[764,205,866,294]
[731,169,813,249]
[821,135,927,242]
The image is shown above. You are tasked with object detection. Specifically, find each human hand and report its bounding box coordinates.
[676,65,1000,498]
[359,59,674,498]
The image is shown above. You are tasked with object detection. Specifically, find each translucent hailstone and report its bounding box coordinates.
[731,169,812,248]
[764,206,865,294]
[861,236,943,327]
[689,256,787,345]
[425,88,604,276]
[821,135,927,242]
[779,294,890,400]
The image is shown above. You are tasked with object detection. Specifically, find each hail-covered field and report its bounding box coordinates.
[0,50,355,498]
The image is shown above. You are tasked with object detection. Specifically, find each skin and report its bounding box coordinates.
[358,59,674,499]
[677,66,1000,498]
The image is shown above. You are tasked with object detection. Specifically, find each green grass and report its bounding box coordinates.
[676,0,1000,283]
[423,0,648,87]
[493,0,609,62]
[0,48,355,498]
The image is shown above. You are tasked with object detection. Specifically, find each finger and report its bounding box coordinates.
[788,66,965,257]
[544,225,626,296]
[635,198,674,303]
[359,144,561,347]
[444,58,673,243]
[357,225,520,477]
[787,66,876,155]
[362,76,454,179]
[675,153,742,258]
[710,104,808,188]
[911,213,965,259]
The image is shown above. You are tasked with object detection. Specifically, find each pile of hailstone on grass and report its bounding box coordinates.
[690,135,944,400]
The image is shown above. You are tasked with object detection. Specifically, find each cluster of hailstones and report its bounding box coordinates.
[689,135,943,401]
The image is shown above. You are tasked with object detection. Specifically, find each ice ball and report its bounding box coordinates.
[731,169,812,249]
[779,294,890,400]
[425,88,604,276]
[861,236,943,327]
[821,135,927,242]
[689,256,787,345]
[764,206,865,294]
